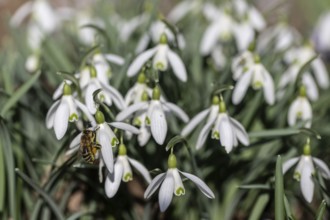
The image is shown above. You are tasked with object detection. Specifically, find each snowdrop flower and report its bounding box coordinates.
[68,111,140,174]
[105,143,151,198]
[115,13,149,42]
[231,50,255,80]
[257,22,302,53]
[283,141,330,203]
[191,98,249,152]
[232,55,275,105]
[283,45,329,89]
[144,153,215,212]
[124,72,151,106]
[92,53,125,83]
[312,12,330,56]
[135,20,185,54]
[82,65,125,113]
[46,83,96,140]
[127,34,188,82]
[116,87,189,145]
[181,96,220,137]
[288,86,312,128]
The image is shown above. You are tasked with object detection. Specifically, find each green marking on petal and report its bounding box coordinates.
[90,66,97,78]
[141,91,149,101]
[133,117,142,126]
[69,113,78,122]
[145,117,151,125]
[99,94,105,102]
[156,62,165,70]
[252,81,263,89]
[294,172,301,181]
[175,187,185,196]
[123,173,133,182]
[297,111,303,118]
[212,131,220,140]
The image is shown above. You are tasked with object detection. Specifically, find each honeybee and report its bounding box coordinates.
[80,129,101,164]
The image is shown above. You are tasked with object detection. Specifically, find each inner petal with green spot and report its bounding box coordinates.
[123,172,133,182]
[145,117,151,126]
[252,81,263,89]
[175,187,185,196]
[212,131,220,140]
[69,113,78,122]
[294,172,301,181]
[111,137,119,147]
[133,117,142,126]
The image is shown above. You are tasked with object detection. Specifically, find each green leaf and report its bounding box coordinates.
[248,194,270,220]
[294,55,318,88]
[67,211,94,220]
[275,155,284,220]
[249,128,300,138]
[0,119,16,220]
[316,200,326,220]
[1,71,41,117]
[284,194,295,220]
[165,135,186,151]
[239,184,271,190]
[0,120,5,212]
[15,168,65,220]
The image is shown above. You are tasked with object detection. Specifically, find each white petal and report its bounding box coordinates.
[181,109,210,137]
[262,69,275,105]
[288,98,300,126]
[234,23,254,52]
[159,172,174,212]
[153,45,169,71]
[69,132,82,149]
[302,73,319,101]
[104,53,125,65]
[116,102,148,121]
[313,158,330,179]
[135,34,150,54]
[300,162,314,203]
[163,102,189,122]
[98,130,114,173]
[301,99,313,128]
[127,47,158,77]
[200,22,221,55]
[74,99,97,127]
[65,146,79,156]
[100,82,125,110]
[196,119,215,150]
[167,1,191,23]
[171,169,185,196]
[167,49,187,82]
[249,7,266,31]
[144,173,166,199]
[311,58,329,89]
[180,171,215,198]
[128,157,152,183]
[109,122,140,134]
[282,157,299,174]
[85,83,98,114]
[54,100,70,140]
[46,100,60,129]
[229,117,249,146]
[10,2,33,27]
[218,114,234,153]
[232,70,253,105]
[150,103,167,145]
[52,82,64,100]
[105,162,124,198]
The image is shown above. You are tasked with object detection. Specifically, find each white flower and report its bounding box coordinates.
[81,65,125,113]
[105,144,151,198]
[283,143,330,203]
[75,12,105,45]
[25,54,40,72]
[288,89,312,128]
[135,20,185,54]
[232,58,275,105]
[115,13,149,42]
[127,34,187,82]
[124,73,151,106]
[67,111,140,174]
[312,12,330,55]
[46,84,95,140]
[186,99,249,152]
[144,154,215,212]
[116,87,189,145]
[231,50,255,80]
[283,45,329,89]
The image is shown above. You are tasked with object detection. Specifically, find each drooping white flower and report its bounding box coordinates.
[67,111,140,174]
[257,22,302,53]
[186,98,249,153]
[144,154,215,212]
[46,83,96,140]
[82,65,125,114]
[116,87,189,145]
[231,50,254,80]
[283,142,330,203]
[135,20,185,54]
[232,56,275,105]
[287,86,313,128]
[127,34,188,82]
[105,143,151,198]
[124,72,151,106]
[283,45,329,89]
[312,11,330,55]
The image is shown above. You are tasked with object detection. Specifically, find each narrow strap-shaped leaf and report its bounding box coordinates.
[275,155,284,220]
[316,200,326,220]
[249,128,300,138]
[0,120,5,212]
[1,71,41,117]
[284,194,295,220]
[15,169,65,220]
[248,194,270,220]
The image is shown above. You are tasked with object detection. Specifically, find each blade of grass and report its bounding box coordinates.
[275,155,284,220]
[15,168,65,220]
[248,194,270,220]
[284,194,294,220]
[316,200,326,220]
[1,71,41,117]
